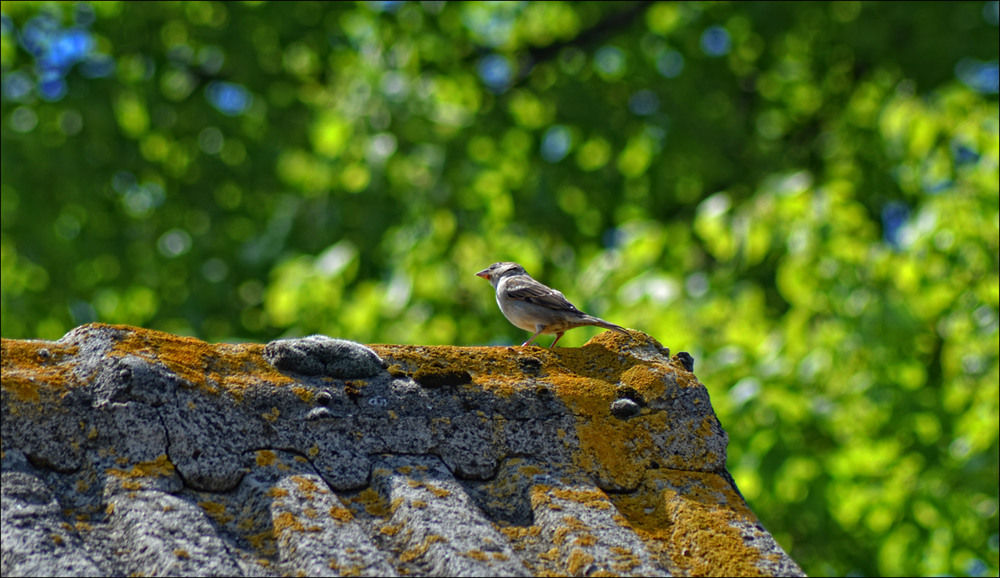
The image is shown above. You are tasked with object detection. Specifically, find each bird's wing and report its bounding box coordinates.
[505,277,583,313]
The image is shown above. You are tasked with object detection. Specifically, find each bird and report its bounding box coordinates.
[476,261,630,348]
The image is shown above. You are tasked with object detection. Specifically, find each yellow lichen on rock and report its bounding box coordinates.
[272,511,305,533]
[399,534,446,562]
[104,324,297,397]
[1,338,81,404]
[329,506,354,522]
[105,454,175,478]
[349,487,391,517]
[608,469,768,577]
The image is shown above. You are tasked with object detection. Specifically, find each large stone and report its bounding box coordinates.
[1,323,804,576]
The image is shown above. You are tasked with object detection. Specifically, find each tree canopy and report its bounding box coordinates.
[2,2,998,576]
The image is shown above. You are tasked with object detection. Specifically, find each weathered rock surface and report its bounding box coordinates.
[1,323,804,577]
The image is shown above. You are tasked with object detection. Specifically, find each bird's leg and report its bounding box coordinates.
[549,332,565,348]
[522,327,546,346]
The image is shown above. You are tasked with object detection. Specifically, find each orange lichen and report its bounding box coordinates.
[0,338,81,403]
[620,365,668,398]
[465,550,490,561]
[248,530,275,549]
[608,469,766,577]
[517,463,545,477]
[106,455,175,479]
[550,487,610,508]
[399,535,445,563]
[566,548,596,575]
[255,450,277,467]
[198,501,234,525]
[609,546,642,572]
[539,547,560,561]
[369,344,551,398]
[273,511,305,533]
[406,479,452,499]
[102,325,296,398]
[266,487,289,498]
[552,526,571,546]
[560,516,591,532]
[247,540,281,561]
[499,525,542,540]
[570,416,646,488]
[530,486,552,509]
[350,487,390,517]
[430,417,452,430]
[380,524,402,536]
[121,480,142,491]
[509,336,699,488]
[329,506,354,522]
[612,559,642,574]
[423,483,451,498]
[291,475,321,497]
[292,387,313,403]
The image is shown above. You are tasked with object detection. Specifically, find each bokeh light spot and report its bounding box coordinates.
[157,228,193,258]
[656,49,684,78]
[955,58,999,94]
[478,53,513,93]
[541,125,572,163]
[701,25,731,57]
[594,45,626,79]
[206,81,252,116]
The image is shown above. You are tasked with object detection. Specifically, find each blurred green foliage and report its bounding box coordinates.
[2,1,998,575]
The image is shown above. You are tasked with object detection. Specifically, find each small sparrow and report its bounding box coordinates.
[476,261,629,348]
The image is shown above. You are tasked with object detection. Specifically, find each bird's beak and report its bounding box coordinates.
[476,269,490,280]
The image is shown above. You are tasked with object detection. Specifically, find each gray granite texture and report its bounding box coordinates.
[1,323,805,577]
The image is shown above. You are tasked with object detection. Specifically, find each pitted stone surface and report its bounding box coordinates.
[2,323,804,577]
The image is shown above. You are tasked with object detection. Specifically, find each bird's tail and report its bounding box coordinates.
[587,317,630,336]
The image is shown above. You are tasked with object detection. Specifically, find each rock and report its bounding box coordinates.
[263,335,384,378]
[610,397,642,419]
[1,323,804,577]
[675,351,695,372]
